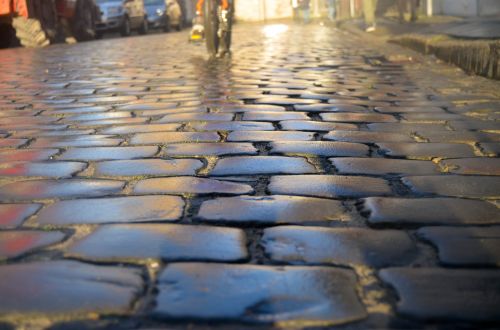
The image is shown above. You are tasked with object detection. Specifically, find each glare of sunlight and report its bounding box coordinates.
[261,24,289,38]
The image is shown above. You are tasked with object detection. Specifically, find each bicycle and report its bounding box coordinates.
[192,0,233,57]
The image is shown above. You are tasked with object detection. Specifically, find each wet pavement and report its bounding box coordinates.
[0,22,499,329]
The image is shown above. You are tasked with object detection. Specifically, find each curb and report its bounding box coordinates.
[390,34,500,80]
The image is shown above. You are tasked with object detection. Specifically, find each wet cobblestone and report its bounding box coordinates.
[0,21,499,329]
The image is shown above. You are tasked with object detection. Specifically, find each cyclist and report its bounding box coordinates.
[190,0,231,56]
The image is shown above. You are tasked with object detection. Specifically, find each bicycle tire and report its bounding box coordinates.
[203,0,219,56]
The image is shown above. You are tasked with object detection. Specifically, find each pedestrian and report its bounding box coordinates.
[291,0,300,22]
[398,0,419,23]
[363,0,377,32]
[298,0,311,24]
[326,0,337,22]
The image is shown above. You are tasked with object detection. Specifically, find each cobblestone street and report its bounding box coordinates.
[0,23,499,329]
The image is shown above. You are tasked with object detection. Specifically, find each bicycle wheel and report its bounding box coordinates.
[203,0,219,56]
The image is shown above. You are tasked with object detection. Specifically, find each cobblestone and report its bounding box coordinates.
[0,203,41,228]
[263,226,416,267]
[0,161,87,177]
[270,141,369,157]
[211,156,316,175]
[377,142,476,158]
[95,159,203,176]
[331,158,439,175]
[165,143,258,156]
[198,195,346,224]
[324,131,414,143]
[418,226,500,266]
[440,158,500,175]
[0,230,66,260]
[363,197,500,225]
[269,175,392,198]
[60,146,159,161]
[227,130,314,142]
[36,195,184,224]
[380,268,500,322]
[154,263,366,324]
[0,261,142,315]
[68,224,248,262]
[134,177,254,195]
[0,179,124,201]
[130,131,220,145]
[403,175,500,198]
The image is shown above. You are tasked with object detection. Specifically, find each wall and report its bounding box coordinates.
[432,0,500,17]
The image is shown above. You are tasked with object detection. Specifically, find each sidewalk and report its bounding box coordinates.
[340,15,500,80]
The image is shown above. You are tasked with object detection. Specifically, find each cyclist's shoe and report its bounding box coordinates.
[189,14,204,42]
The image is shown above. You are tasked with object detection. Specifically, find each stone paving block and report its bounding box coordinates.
[218,105,286,112]
[480,143,500,156]
[165,143,257,156]
[363,197,500,225]
[100,123,181,134]
[211,156,316,175]
[36,195,184,225]
[447,120,499,131]
[60,146,159,161]
[331,158,440,175]
[0,231,66,260]
[79,95,137,104]
[64,111,132,122]
[367,123,448,132]
[0,204,42,228]
[0,149,59,162]
[295,104,367,112]
[227,131,314,142]
[30,136,123,148]
[263,226,416,267]
[130,132,220,145]
[254,97,319,106]
[191,121,275,131]
[418,131,500,143]
[242,111,309,121]
[279,120,358,131]
[379,268,500,322]
[68,224,247,262]
[324,131,413,143]
[0,138,27,148]
[198,195,346,224]
[418,226,500,266]
[377,143,476,158]
[269,175,391,198]
[0,179,124,201]
[95,159,203,176]
[157,113,234,123]
[270,141,369,157]
[400,113,463,122]
[440,157,500,175]
[0,161,87,177]
[320,113,397,123]
[375,106,446,113]
[0,260,142,315]
[134,177,254,195]
[116,102,176,111]
[76,117,147,126]
[154,263,367,325]
[403,175,500,198]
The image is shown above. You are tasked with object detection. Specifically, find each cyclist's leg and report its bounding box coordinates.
[217,0,232,56]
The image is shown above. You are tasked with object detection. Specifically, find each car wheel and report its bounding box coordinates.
[138,17,148,35]
[120,17,131,36]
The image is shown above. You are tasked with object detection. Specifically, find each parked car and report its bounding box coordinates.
[144,0,182,32]
[95,0,148,37]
